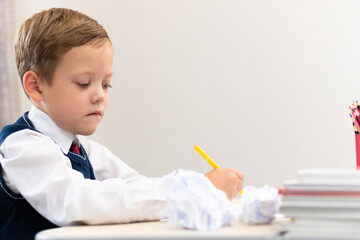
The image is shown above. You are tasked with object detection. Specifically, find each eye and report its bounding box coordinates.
[102,83,113,89]
[77,82,90,88]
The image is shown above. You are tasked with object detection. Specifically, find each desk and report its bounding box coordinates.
[36,219,286,240]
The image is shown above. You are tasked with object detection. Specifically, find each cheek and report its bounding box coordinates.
[104,95,110,109]
[56,91,86,112]
[46,90,66,107]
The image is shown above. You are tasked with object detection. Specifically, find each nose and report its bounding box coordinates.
[91,84,106,104]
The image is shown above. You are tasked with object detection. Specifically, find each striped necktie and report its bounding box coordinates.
[70,144,80,154]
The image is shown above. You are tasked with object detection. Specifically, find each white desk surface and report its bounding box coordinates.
[36,218,287,240]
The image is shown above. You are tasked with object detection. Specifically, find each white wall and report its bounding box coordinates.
[12,0,360,188]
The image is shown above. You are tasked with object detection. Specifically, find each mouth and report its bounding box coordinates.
[87,111,102,117]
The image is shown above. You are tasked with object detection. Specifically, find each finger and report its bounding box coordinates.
[232,186,240,199]
[234,169,244,180]
[222,167,244,180]
[237,180,243,193]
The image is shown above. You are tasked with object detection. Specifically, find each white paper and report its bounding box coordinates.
[240,185,282,224]
[164,169,237,231]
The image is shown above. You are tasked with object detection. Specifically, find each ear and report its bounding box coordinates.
[23,71,44,102]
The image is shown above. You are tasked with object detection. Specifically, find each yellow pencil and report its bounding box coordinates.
[194,144,242,195]
[194,144,219,169]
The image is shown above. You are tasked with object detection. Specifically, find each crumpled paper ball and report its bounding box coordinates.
[164,169,237,231]
[239,185,282,224]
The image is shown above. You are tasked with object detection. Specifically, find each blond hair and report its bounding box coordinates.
[15,8,111,88]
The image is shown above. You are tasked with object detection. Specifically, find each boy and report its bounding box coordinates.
[0,8,244,240]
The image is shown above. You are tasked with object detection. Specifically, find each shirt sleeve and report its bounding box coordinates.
[0,130,168,226]
[79,136,143,182]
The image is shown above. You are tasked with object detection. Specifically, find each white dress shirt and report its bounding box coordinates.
[0,106,168,226]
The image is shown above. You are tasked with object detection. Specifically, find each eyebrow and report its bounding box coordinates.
[105,72,114,78]
[73,71,113,78]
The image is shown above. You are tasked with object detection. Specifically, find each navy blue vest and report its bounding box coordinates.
[0,113,96,240]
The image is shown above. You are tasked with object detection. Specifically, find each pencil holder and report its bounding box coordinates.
[356,134,360,169]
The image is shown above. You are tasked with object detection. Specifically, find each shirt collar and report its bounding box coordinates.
[28,106,76,154]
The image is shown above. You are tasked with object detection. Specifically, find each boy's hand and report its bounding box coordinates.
[205,168,244,200]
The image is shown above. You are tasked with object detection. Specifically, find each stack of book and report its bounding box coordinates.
[279,168,360,240]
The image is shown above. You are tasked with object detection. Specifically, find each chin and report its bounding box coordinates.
[78,127,97,136]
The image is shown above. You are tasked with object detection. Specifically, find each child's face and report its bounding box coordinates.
[39,42,113,135]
